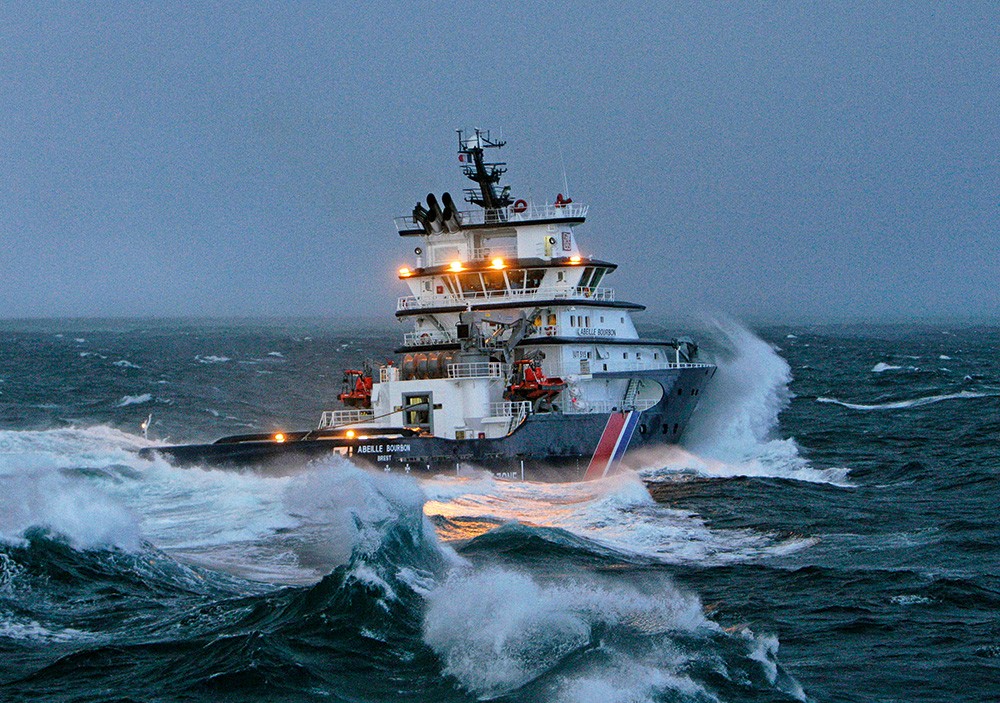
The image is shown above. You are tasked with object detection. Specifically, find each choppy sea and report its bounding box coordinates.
[0,319,997,702]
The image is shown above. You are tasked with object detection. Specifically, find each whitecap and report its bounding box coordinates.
[871,362,902,372]
[113,360,140,369]
[195,355,230,364]
[116,393,152,407]
[817,390,993,411]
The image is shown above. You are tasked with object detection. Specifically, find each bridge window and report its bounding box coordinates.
[481,270,506,292]
[458,273,483,294]
[507,269,527,290]
[525,269,545,289]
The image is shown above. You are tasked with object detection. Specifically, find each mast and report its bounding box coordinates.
[457,129,513,215]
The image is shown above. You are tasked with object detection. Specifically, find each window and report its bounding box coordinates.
[584,316,590,326]
[507,270,527,290]
[403,393,432,432]
[458,273,483,294]
[623,352,628,359]
[654,353,659,360]
[590,268,606,288]
[579,267,594,288]
[525,269,545,289]
[557,271,565,282]
[570,315,576,326]
[481,270,506,292]
[548,314,557,326]
[600,316,604,323]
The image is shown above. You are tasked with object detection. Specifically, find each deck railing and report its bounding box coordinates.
[402,330,455,346]
[397,286,615,311]
[447,362,503,379]
[317,409,375,429]
[394,203,588,233]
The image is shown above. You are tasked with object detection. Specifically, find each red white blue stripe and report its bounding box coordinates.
[584,411,639,480]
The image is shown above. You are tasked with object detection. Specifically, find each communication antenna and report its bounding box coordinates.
[559,144,570,197]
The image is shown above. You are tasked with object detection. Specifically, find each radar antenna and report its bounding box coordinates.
[457,129,514,216]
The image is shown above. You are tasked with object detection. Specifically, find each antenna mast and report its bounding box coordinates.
[457,129,514,215]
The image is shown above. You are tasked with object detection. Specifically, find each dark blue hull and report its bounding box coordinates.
[140,366,715,481]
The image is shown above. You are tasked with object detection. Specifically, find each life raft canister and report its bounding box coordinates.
[512,199,528,214]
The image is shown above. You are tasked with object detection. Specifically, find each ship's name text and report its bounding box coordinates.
[575,328,617,337]
[356,443,411,454]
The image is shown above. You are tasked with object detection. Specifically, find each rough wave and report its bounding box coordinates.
[641,320,849,486]
[818,390,994,411]
[0,425,807,701]
[116,393,152,407]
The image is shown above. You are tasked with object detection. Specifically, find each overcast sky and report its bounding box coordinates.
[1,2,997,322]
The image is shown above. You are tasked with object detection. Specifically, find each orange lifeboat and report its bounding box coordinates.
[505,360,566,402]
[337,369,373,408]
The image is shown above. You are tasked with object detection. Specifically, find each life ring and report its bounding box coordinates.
[512,199,528,214]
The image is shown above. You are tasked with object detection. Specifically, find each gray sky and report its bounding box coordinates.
[1,2,997,322]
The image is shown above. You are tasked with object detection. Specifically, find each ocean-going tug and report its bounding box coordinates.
[144,130,715,481]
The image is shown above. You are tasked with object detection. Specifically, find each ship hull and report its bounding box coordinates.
[140,366,714,482]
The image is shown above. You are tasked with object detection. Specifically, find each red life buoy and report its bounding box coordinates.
[512,199,528,214]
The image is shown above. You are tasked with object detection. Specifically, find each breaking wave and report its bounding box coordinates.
[116,393,152,407]
[639,320,850,486]
[0,426,807,701]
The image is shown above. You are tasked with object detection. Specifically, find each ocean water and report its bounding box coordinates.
[0,319,997,702]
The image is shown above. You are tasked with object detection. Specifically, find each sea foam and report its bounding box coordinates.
[644,319,850,485]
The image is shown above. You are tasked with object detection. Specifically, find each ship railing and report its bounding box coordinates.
[394,203,589,232]
[402,330,455,346]
[563,399,617,414]
[611,361,713,372]
[470,245,518,261]
[317,409,375,429]
[487,400,532,419]
[447,362,503,379]
[484,400,532,433]
[397,286,615,311]
[562,398,659,415]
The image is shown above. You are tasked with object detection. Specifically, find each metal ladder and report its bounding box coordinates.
[622,378,640,410]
